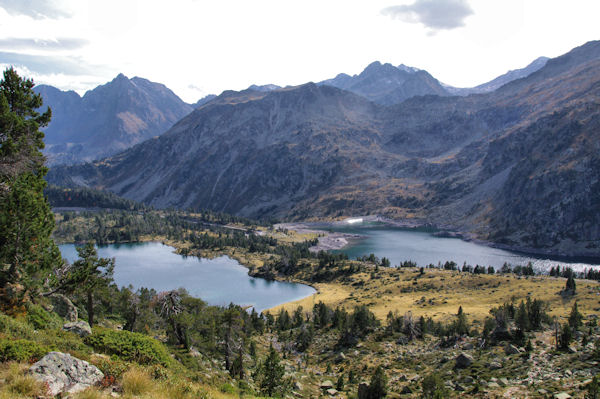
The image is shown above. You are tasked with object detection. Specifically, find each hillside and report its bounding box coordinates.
[36,74,193,165]
[47,40,600,257]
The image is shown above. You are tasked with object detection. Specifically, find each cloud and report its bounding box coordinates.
[0,0,71,19]
[0,38,88,52]
[0,51,95,75]
[381,0,473,31]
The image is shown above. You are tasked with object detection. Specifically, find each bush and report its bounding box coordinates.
[422,372,449,398]
[26,303,62,330]
[0,339,52,362]
[0,312,35,339]
[84,328,172,367]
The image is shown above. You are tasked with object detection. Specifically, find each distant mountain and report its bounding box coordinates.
[247,84,281,92]
[192,94,217,108]
[445,56,550,95]
[36,74,193,165]
[318,61,449,105]
[48,40,600,257]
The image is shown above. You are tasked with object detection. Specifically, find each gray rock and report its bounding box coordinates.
[554,393,571,399]
[505,344,520,355]
[293,381,303,390]
[455,353,473,368]
[50,294,78,322]
[498,377,509,387]
[454,383,467,391]
[29,352,104,396]
[462,342,474,350]
[326,388,338,396]
[488,361,502,370]
[487,382,500,388]
[335,352,346,363]
[320,380,334,389]
[63,320,92,337]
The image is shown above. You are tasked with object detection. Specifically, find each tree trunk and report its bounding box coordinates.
[87,290,94,326]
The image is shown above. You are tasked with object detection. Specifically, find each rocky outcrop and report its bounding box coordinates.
[50,294,78,322]
[29,352,104,396]
[454,353,473,368]
[63,320,92,337]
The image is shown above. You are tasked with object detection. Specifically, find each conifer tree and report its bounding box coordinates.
[0,67,61,309]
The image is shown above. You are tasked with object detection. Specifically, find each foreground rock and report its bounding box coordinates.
[29,352,104,396]
[63,320,92,337]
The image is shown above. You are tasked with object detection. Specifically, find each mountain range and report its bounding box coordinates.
[46,40,600,257]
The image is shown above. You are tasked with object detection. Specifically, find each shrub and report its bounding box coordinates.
[26,303,62,330]
[422,372,449,399]
[0,339,52,362]
[0,312,35,339]
[84,328,172,367]
[91,356,129,380]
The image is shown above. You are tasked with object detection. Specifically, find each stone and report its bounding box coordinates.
[488,361,502,370]
[462,342,474,350]
[537,389,548,395]
[463,376,475,384]
[554,393,571,399]
[487,382,500,388]
[63,320,92,337]
[29,352,104,396]
[326,388,338,396]
[320,380,334,389]
[505,344,520,355]
[455,353,473,368]
[50,294,78,322]
[567,346,577,354]
[293,381,303,390]
[498,377,509,387]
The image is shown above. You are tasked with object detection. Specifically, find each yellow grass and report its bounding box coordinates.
[269,265,600,323]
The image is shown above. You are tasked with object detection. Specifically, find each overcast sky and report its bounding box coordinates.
[0,0,598,103]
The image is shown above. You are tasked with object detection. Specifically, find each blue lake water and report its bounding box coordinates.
[328,223,600,273]
[59,242,315,312]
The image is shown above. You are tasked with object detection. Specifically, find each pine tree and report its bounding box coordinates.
[568,301,583,331]
[256,344,287,397]
[367,365,388,399]
[62,242,115,326]
[0,67,61,310]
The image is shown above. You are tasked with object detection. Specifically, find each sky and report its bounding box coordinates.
[0,0,598,103]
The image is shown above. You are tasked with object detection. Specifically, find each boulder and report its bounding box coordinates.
[455,353,473,368]
[326,388,338,396]
[554,393,571,399]
[63,320,92,337]
[505,344,520,355]
[50,294,78,322]
[320,380,334,389]
[29,352,104,396]
[335,352,346,363]
[488,361,502,370]
[498,377,509,387]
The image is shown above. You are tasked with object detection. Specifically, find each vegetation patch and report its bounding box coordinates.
[0,339,52,363]
[84,329,172,367]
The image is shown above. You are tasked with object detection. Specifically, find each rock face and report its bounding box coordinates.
[48,40,600,257]
[455,353,474,369]
[29,352,104,396]
[36,74,193,165]
[50,294,78,322]
[63,321,92,337]
[319,61,449,105]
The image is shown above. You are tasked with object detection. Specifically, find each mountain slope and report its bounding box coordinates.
[446,56,549,95]
[36,74,193,165]
[319,61,449,105]
[47,41,600,256]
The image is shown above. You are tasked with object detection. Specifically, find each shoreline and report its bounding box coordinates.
[279,216,600,264]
